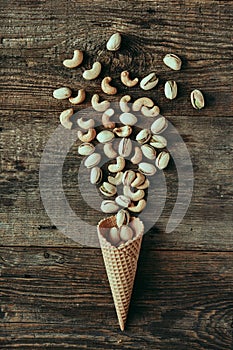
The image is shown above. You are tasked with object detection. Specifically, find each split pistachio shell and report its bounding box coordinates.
[78,142,95,156]
[118,138,132,157]
[106,33,121,51]
[101,200,119,213]
[155,151,170,170]
[150,135,167,149]
[136,129,151,144]
[151,117,168,134]
[119,112,137,126]
[139,162,157,176]
[190,89,205,109]
[119,225,134,241]
[90,166,102,184]
[115,195,131,208]
[141,144,156,160]
[99,182,117,197]
[96,130,115,143]
[109,227,121,245]
[84,153,101,168]
[140,72,159,90]
[163,53,182,71]
[116,209,130,228]
[164,80,178,100]
[53,87,72,100]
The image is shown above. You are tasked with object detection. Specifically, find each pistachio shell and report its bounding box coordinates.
[96,130,115,143]
[84,153,101,168]
[141,144,156,160]
[163,53,182,71]
[151,117,168,134]
[155,151,170,170]
[139,162,157,176]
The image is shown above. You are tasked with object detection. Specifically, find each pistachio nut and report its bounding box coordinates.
[140,72,159,91]
[119,112,137,126]
[106,33,121,51]
[155,151,170,170]
[115,195,131,208]
[96,130,115,143]
[108,227,121,245]
[141,144,156,160]
[90,166,102,185]
[122,170,136,186]
[163,53,182,71]
[139,162,157,176]
[151,117,168,134]
[100,200,119,213]
[113,125,132,137]
[190,89,205,109]
[84,153,101,168]
[164,80,177,100]
[99,182,117,197]
[108,172,123,186]
[118,138,132,157]
[116,209,130,228]
[150,135,167,149]
[78,142,95,156]
[136,129,151,144]
[131,146,143,164]
[119,225,134,241]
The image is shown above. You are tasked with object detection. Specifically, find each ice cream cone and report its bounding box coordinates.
[97,216,144,331]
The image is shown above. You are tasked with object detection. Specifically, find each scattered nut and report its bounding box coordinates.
[113,125,132,137]
[103,142,117,159]
[91,94,110,112]
[136,129,151,144]
[131,147,143,165]
[191,89,205,109]
[77,128,96,142]
[100,182,117,197]
[77,117,95,130]
[106,33,121,51]
[120,71,138,87]
[78,142,95,156]
[101,200,119,213]
[60,108,73,129]
[155,151,170,170]
[96,130,115,144]
[141,105,160,118]
[83,62,101,80]
[63,50,83,68]
[84,153,101,168]
[140,72,159,90]
[101,77,117,95]
[164,80,178,100]
[53,87,72,100]
[119,95,131,113]
[119,112,137,126]
[118,138,132,157]
[151,117,168,134]
[163,53,182,71]
[108,156,125,173]
[69,89,86,104]
[132,97,154,111]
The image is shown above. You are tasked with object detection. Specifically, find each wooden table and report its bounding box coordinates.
[1,1,233,348]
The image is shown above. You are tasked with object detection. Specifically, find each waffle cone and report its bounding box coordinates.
[97,216,144,331]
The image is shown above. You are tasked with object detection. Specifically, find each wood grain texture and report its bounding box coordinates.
[0,0,233,348]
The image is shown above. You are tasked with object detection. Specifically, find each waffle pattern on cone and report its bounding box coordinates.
[97,216,144,331]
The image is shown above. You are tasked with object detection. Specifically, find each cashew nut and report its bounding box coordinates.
[101,77,117,95]
[77,117,95,130]
[91,94,110,112]
[131,172,145,187]
[136,178,150,190]
[83,62,101,80]
[140,72,159,90]
[108,172,123,186]
[123,186,145,201]
[103,142,117,159]
[120,71,138,87]
[119,95,131,112]
[77,128,96,142]
[141,105,160,118]
[130,146,143,164]
[128,199,146,213]
[113,125,132,137]
[60,108,73,129]
[102,108,115,129]
[69,89,86,104]
[132,97,154,111]
[108,156,125,173]
[63,50,83,68]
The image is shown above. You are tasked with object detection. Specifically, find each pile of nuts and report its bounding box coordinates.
[53,33,205,247]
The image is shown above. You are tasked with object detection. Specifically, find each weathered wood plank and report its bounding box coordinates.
[0,248,233,349]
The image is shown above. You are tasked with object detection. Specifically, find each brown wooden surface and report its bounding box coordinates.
[0,0,233,349]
